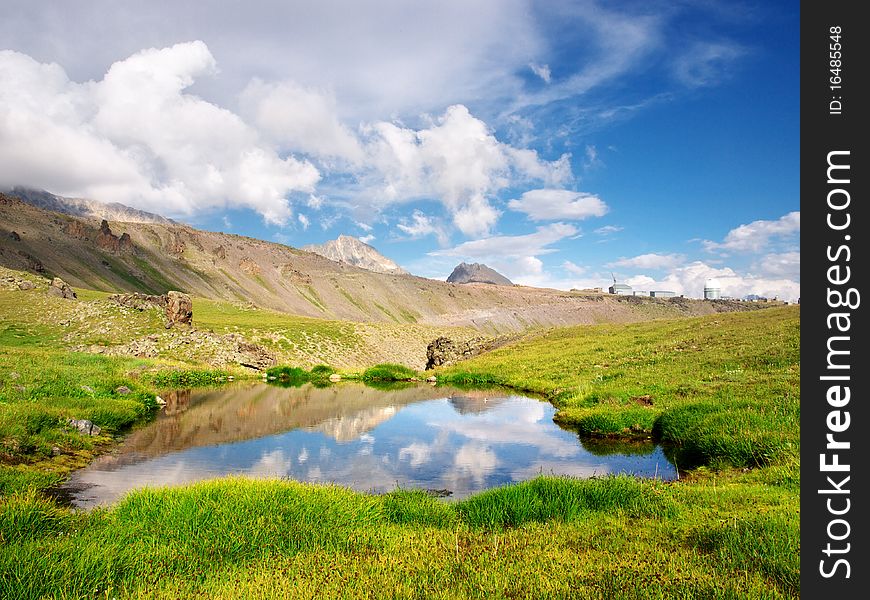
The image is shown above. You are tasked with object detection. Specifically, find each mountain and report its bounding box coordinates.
[5,187,176,225]
[0,191,755,333]
[447,262,513,286]
[303,235,407,275]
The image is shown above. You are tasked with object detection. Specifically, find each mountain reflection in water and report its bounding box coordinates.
[61,383,676,508]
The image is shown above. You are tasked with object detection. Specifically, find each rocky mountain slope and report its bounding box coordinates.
[303,235,407,275]
[1,192,762,334]
[447,262,513,286]
[6,187,175,225]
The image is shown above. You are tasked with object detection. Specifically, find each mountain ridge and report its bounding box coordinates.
[0,191,759,333]
[6,187,177,225]
[303,235,408,275]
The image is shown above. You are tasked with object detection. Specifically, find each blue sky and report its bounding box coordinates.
[0,0,800,300]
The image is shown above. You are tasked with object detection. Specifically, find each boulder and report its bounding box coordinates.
[17,281,35,290]
[425,336,489,370]
[108,292,168,311]
[115,385,131,395]
[165,291,193,327]
[234,340,277,371]
[68,418,101,436]
[48,277,77,299]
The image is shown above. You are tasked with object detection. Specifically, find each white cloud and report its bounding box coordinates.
[396,210,450,246]
[362,105,571,236]
[673,41,745,88]
[753,251,800,280]
[432,222,577,260]
[594,225,623,235]
[609,253,685,270]
[703,211,800,253]
[562,260,587,276]
[240,79,364,162]
[359,234,375,244]
[0,43,319,225]
[529,62,552,83]
[626,261,800,302]
[508,189,608,221]
[298,213,310,230]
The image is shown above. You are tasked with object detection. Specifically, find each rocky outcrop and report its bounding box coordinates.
[446,262,513,286]
[96,220,134,253]
[425,336,489,370]
[48,277,77,299]
[234,338,277,371]
[239,257,261,276]
[109,290,193,328]
[109,292,168,311]
[165,291,193,327]
[62,220,88,240]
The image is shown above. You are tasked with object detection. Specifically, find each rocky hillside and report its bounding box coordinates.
[6,187,175,225]
[447,262,513,286]
[1,192,764,334]
[304,234,407,275]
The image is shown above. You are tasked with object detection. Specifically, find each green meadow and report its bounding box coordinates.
[0,285,800,599]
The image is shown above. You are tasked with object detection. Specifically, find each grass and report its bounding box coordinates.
[0,277,801,598]
[361,363,419,381]
[440,306,800,470]
[0,474,798,599]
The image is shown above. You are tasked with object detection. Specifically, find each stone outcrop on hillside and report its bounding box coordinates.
[425,336,489,370]
[48,277,77,299]
[446,262,513,286]
[109,290,192,327]
[165,291,193,327]
[96,220,134,253]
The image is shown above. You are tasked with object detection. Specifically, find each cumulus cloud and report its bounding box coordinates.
[625,261,800,302]
[508,189,608,221]
[753,251,800,280]
[362,105,571,236]
[240,79,364,163]
[703,211,800,253]
[0,43,319,225]
[608,253,685,270]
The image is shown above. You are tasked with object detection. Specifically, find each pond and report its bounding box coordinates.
[60,382,677,508]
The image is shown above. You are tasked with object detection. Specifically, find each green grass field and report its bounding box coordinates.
[0,276,800,599]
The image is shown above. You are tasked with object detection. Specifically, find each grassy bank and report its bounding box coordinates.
[1,474,797,599]
[1,296,800,598]
[440,306,800,471]
[0,312,233,494]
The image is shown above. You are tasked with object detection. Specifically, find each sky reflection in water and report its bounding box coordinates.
[62,383,676,507]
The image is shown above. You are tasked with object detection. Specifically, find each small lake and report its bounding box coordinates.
[60,383,677,508]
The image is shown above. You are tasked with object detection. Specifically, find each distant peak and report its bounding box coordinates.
[447,262,512,286]
[303,235,408,275]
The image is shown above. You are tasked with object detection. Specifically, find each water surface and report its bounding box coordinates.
[61,383,676,507]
